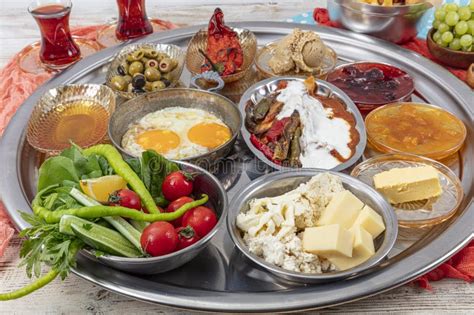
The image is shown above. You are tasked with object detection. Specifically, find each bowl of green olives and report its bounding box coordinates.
[106,43,185,99]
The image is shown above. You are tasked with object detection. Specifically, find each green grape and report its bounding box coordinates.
[460,34,473,47]
[445,3,458,12]
[449,38,462,50]
[461,45,472,52]
[445,11,460,26]
[433,31,442,41]
[468,20,474,36]
[436,38,448,47]
[433,20,441,29]
[434,9,447,21]
[441,31,454,43]
[438,23,450,33]
[458,7,471,21]
[455,21,469,35]
[470,0,474,10]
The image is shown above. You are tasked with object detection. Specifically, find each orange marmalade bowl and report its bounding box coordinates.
[365,102,467,160]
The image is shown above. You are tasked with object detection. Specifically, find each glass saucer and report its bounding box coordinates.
[351,153,464,228]
[96,20,172,48]
[18,38,101,75]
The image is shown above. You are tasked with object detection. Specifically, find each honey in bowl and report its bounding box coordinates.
[365,103,467,160]
[27,84,116,154]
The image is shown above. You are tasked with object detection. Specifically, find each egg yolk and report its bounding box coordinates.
[188,123,231,148]
[136,129,180,154]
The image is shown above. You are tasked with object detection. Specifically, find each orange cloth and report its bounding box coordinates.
[0,21,177,257]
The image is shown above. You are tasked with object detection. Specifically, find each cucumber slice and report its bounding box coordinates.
[103,216,143,252]
[70,223,141,258]
[130,220,150,232]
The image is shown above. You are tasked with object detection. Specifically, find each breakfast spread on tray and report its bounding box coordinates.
[245,77,359,168]
[236,173,385,273]
[122,107,232,158]
[359,0,424,5]
[1,5,470,303]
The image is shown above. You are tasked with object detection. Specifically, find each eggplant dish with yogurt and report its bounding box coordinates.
[245,77,359,169]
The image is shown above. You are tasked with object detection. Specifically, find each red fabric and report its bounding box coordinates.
[314,7,473,288]
[0,21,177,257]
[313,8,468,82]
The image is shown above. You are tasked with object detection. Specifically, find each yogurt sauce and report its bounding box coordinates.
[276,81,351,169]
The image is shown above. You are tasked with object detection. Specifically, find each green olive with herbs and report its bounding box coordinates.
[145,59,159,69]
[110,75,127,91]
[144,81,153,92]
[144,67,161,81]
[130,50,145,61]
[159,58,174,73]
[128,61,144,76]
[150,80,166,91]
[123,75,132,84]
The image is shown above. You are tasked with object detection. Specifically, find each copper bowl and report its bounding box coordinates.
[427,28,474,69]
[185,28,257,84]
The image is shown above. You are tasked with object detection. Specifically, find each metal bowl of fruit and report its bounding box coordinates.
[106,43,185,99]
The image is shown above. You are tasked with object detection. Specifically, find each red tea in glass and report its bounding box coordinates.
[115,0,153,41]
[28,0,81,70]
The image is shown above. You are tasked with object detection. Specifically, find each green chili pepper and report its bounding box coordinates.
[0,239,82,301]
[83,144,160,214]
[34,192,209,224]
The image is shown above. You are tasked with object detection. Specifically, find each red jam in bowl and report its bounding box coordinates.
[327,62,414,114]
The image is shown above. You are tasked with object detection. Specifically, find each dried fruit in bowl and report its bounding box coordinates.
[201,8,243,76]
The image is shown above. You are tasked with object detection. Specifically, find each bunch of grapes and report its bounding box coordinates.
[432,1,474,52]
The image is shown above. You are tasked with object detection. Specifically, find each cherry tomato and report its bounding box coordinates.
[182,206,217,237]
[140,221,178,256]
[165,196,194,227]
[162,171,193,201]
[108,189,141,210]
[176,226,200,250]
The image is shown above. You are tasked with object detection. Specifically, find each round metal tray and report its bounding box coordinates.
[0,22,473,312]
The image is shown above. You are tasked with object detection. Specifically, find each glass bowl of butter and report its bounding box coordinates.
[351,153,464,228]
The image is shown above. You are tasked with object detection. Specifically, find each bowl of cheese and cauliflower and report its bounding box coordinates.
[228,170,398,283]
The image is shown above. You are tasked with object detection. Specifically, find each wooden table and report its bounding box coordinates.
[0,1,473,313]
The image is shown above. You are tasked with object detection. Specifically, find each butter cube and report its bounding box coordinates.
[326,226,375,271]
[373,166,442,204]
[302,224,353,258]
[352,205,385,239]
[318,190,364,229]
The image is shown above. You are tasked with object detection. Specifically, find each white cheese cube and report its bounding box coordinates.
[326,226,375,271]
[318,190,364,229]
[302,224,353,258]
[352,205,385,239]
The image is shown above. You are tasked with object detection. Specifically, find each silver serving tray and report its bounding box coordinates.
[239,76,367,171]
[0,22,473,312]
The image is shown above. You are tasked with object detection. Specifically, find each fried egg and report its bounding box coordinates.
[122,107,232,159]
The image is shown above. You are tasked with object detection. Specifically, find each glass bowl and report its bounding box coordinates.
[365,102,467,160]
[185,28,257,84]
[26,84,116,154]
[351,153,464,228]
[105,43,185,99]
[255,41,337,80]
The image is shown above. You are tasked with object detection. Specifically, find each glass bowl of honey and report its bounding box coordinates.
[365,102,467,160]
[26,84,116,154]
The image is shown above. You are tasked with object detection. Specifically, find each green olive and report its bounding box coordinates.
[127,83,134,93]
[141,57,150,64]
[159,58,174,73]
[161,72,172,81]
[144,67,161,81]
[123,75,132,85]
[110,75,127,91]
[144,81,153,92]
[117,62,128,75]
[131,49,145,61]
[128,61,144,76]
[150,81,166,91]
[145,59,159,69]
[144,49,159,59]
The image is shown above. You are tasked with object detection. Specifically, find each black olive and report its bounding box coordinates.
[132,74,146,89]
[132,88,145,94]
[117,65,126,76]
[162,79,171,87]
